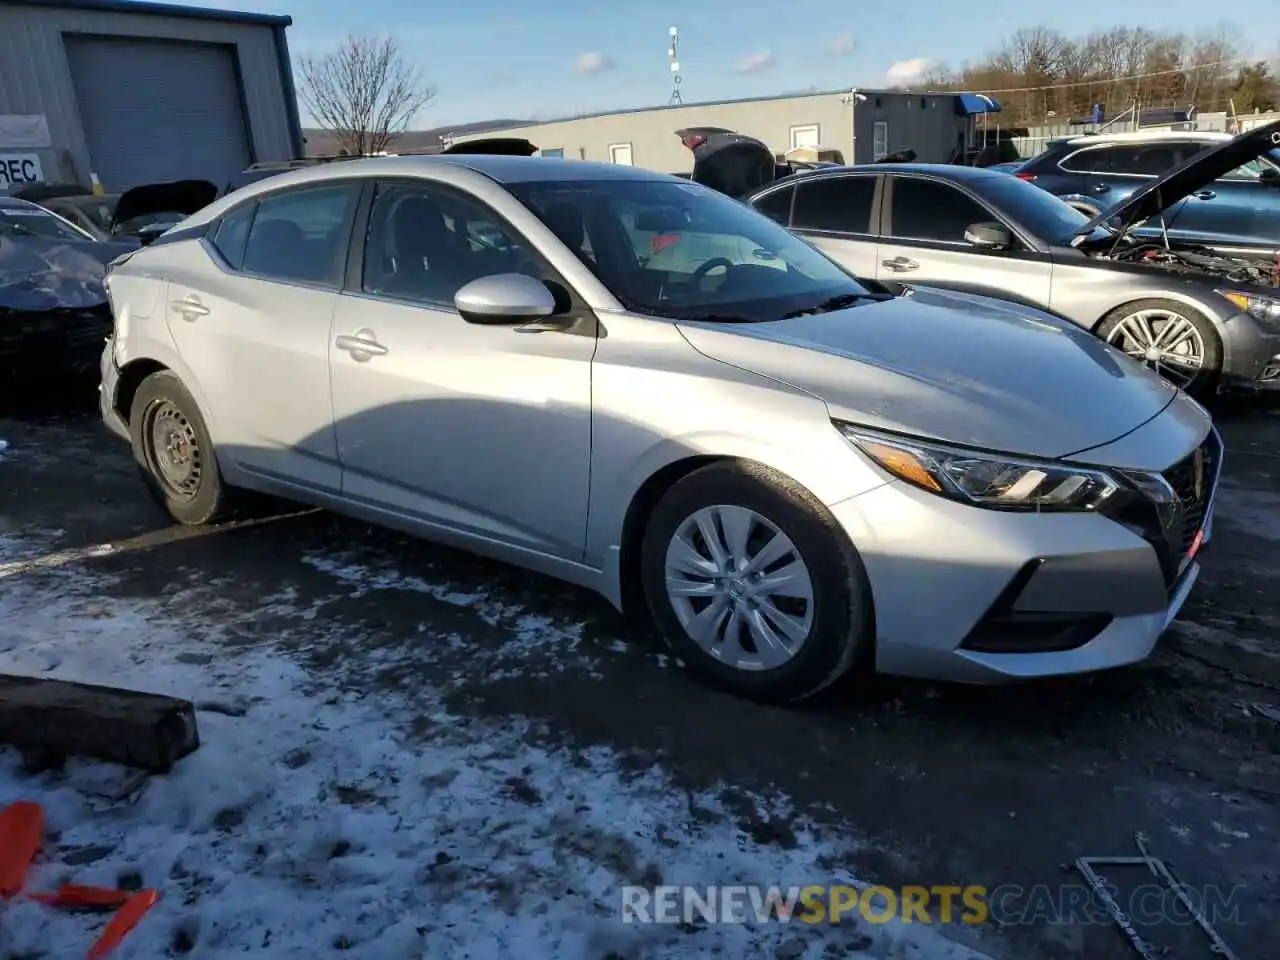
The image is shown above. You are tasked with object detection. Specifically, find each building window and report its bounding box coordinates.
[541,147,565,158]
[789,124,820,149]
[873,121,889,161]
[608,143,633,165]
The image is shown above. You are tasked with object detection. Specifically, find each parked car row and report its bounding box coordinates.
[91,131,1244,705]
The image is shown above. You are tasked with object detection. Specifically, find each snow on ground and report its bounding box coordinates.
[0,531,995,959]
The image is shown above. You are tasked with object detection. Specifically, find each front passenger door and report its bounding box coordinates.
[877,175,1053,307]
[328,180,595,561]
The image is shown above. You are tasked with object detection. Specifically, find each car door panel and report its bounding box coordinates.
[780,173,882,281]
[163,182,359,492]
[802,234,880,278]
[328,180,595,561]
[879,175,1053,307]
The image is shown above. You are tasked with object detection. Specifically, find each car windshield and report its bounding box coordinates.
[975,174,1111,244]
[0,202,94,242]
[507,178,873,322]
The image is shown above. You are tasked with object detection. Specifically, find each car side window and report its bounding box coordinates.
[791,176,876,233]
[210,203,255,270]
[888,178,994,244]
[240,183,359,285]
[361,182,546,306]
[1060,148,1108,173]
[752,185,794,225]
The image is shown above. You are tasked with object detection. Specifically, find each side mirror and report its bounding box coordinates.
[964,221,1013,250]
[1259,168,1280,186]
[454,273,558,325]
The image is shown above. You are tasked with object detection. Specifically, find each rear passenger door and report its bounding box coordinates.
[776,174,882,279]
[877,175,1053,307]
[165,181,361,491]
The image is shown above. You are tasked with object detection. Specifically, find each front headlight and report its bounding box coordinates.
[1217,289,1280,329]
[838,424,1122,512]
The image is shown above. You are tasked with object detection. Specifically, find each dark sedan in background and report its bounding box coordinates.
[0,196,138,393]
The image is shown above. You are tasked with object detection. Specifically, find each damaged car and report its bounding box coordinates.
[1,196,138,390]
[744,119,1280,396]
[15,179,217,247]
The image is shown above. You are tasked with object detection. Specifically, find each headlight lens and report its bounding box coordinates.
[1217,289,1280,329]
[838,425,1122,512]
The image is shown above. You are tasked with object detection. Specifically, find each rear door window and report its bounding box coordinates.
[240,183,360,286]
[752,185,794,225]
[791,176,876,233]
[210,203,255,269]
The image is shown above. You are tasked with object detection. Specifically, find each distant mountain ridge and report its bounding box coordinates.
[301,119,530,156]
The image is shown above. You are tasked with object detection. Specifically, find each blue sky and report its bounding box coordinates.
[171,0,1275,127]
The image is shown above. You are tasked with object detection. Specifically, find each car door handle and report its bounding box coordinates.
[171,297,209,319]
[1091,184,1110,193]
[1192,190,1216,200]
[334,330,388,361]
[881,257,919,272]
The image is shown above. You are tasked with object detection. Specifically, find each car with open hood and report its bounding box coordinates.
[0,195,139,389]
[16,179,217,247]
[99,146,1220,704]
[742,120,1280,397]
[1006,127,1280,256]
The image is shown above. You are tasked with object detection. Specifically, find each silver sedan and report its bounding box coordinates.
[99,154,1220,703]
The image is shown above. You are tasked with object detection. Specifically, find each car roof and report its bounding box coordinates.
[1062,129,1231,146]
[776,162,1008,185]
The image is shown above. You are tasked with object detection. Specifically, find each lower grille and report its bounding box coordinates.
[0,305,113,376]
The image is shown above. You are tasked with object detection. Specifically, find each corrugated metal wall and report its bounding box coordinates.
[0,3,294,187]
[451,92,969,173]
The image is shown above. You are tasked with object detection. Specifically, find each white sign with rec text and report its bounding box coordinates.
[0,153,45,186]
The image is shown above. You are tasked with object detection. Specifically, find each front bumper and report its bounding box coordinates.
[0,304,113,388]
[1221,310,1280,390]
[828,441,1217,683]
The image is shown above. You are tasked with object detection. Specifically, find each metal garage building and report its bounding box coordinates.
[0,0,302,193]
[449,89,1003,174]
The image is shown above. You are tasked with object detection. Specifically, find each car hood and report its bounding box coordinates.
[1076,118,1280,240]
[111,179,217,230]
[677,286,1177,460]
[0,235,136,312]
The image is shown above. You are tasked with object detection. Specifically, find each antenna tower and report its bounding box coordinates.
[668,26,683,104]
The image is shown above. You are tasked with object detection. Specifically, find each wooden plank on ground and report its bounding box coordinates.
[0,675,199,773]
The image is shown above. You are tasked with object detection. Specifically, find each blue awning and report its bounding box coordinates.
[954,94,1002,116]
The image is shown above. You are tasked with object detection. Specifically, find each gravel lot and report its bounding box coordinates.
[1,387,1277,959]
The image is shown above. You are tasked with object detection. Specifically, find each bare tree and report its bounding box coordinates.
[297,35,437,156]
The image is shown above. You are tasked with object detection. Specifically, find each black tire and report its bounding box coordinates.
[640,461,873,704]
[1096,298,1222,397]
[129,370,234,525]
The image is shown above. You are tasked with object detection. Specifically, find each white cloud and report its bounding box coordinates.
[572,52,615,75]
[826,32,855,56]
[884,57,933,87]
[734,50,775,74]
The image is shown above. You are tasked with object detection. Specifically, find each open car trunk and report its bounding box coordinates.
[110,179,217,236]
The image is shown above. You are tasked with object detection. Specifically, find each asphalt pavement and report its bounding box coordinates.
[1,386,1278,960]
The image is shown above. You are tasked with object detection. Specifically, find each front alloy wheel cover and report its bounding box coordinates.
[663,504,816,671]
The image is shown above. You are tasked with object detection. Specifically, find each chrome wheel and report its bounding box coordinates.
[663,505,815,671]
[146,400,202,500]
[1105,308,1205,387]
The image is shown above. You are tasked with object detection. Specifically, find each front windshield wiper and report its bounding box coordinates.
[779,292,891,320]
[675,313,760,323]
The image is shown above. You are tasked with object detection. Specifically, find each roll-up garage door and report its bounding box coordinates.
[64,35,252,192]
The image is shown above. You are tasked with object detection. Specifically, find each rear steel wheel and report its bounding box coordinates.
[145,400,203,501]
